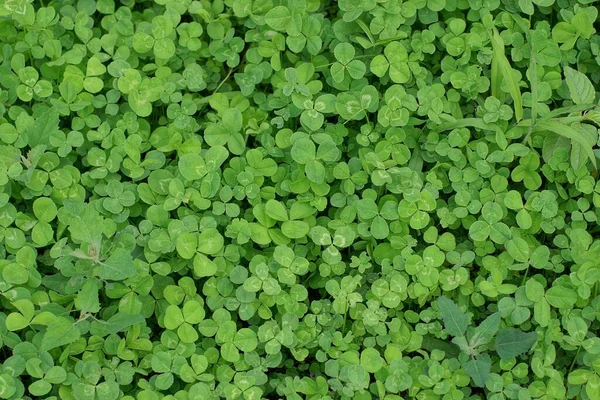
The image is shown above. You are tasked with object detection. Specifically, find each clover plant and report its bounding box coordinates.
[0,0,600,399]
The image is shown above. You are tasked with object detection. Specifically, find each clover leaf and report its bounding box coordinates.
[2,2,599,399]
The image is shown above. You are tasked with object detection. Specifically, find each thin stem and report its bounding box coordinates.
[316,54,374,70]
[303,269,317,284]
[373,34,409,46]
[197,68,235,115]
[521,264,530,286]
[343,107,368,126]
[214,68,234,93]
[568,345,582,373]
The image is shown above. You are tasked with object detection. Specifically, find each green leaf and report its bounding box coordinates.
[234,328,257,352]
[29,380,52,396]
[532,120,597,169]
[104,313,145,335]
[197,228,224,255]
[360,348,384,373]
[265,6,291,31]
[545,286,577,309]
[41,318,81,351]
[27,107,60,147]
[471,312,501,347]
[95,248,136,281]
[291,138,316,164]
[194,253,218,277]
[179,154,208,181]
[32,197,58,222]
[63,201,104,245]
[437,296,469,337]
[564,66,595,105]
[434,118,503,135]
[494,328,537,359]
[2,1,598,394]
[281,220,310,239]
[528,36,538,129]
[505,237,529,263]
[265,199,288,221]
[542,133,570,164]
[176,232,198,260]
[221,342,240,362]
[469,221,490,241]
[75,279,101,313]
[463,354,491,387]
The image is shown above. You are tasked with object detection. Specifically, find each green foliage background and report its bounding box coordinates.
[0,0,600,399]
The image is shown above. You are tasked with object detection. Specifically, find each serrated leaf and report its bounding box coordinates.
[27,107,60,147]
[437,296,469,337]
[471,312,501,347]
[105,313,145,335]
[95,248,136,281]
[564,66,595,105]
[463,354,491,387]
[494,328,537,359]
[41,318,81,351]
[75,279,101,313]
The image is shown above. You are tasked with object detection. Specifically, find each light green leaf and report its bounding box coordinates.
[95,248,136,281]
[27,107,59,147]
[265,6,291,31]
[75,279,101,313]
[545,286,577,309]
[265,199,288,221]
[41,318,81,351]
[564,66,595,105]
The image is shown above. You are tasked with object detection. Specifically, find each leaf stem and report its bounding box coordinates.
[316,54,375,70]
[521,264,530,286]
[524,52,537,144]
[196,69,235,114]
[568,344,582,373]
[213,68,235,95]
[373,34,409,46]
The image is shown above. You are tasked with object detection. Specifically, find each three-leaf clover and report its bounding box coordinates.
[331,43,366,83]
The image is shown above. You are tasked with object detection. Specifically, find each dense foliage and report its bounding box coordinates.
[1,0,600,399]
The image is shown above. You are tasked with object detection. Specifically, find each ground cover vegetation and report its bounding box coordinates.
[0,0,600,399]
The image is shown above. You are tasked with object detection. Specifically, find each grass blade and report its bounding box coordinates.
[529,47,538,127]
[491,55,503,103]
[542,104,597,120]
[490,28,523,122]
[533,120,597,169]
[433,118,502,135]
